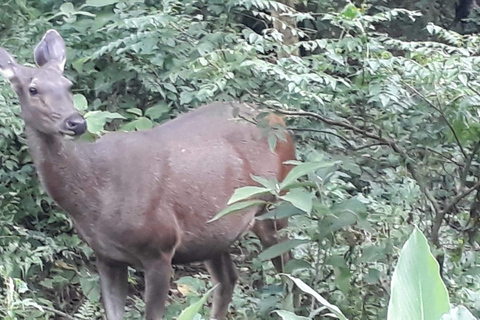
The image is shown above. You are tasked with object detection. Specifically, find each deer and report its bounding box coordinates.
[0,30,295,319]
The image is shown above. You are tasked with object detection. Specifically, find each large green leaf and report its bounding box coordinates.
[258,239,308,261]
[256,203,304,220]
[283,275,348,320]
[387,227,450,320]
[177,285,217,320]
[84,0,119,7]
[73,94,88,111]
[227,186,270,205]
[279,188,313,214]
[84,111,125,135]
[280,161,337,189]
[208,200,265,222]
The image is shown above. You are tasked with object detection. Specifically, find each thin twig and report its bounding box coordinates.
[431,179,480,246]
[42,306,77,320]
[422,147,462,167]
[290,127,389,151]
[467,82,480,97]
[402,81,467,159]
[288,127,354,148]
[353,142,389,151]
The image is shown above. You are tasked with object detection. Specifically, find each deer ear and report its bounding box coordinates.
[34,29,66,72]
[0,48,18,80]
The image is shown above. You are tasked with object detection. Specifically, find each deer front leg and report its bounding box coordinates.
[96,257,128,320]
[204,252,238,320]
[144,254,173,320]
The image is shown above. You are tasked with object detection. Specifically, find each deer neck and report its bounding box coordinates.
[25,127,98,218]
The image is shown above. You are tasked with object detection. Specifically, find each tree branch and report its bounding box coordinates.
[275,108,441,215]
[276,107,480,247]
[431,179,480,246]
[288,127,354,149]
[402,81,467,159]
[420,147,462,167]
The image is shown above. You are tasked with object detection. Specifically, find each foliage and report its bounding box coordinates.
[387,227,450,320]
[1,0,480,319]
[387,228,477,320]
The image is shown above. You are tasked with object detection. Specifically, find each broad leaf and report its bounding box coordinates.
[258,239,308,261]
[84,111,125,135]
[135,117,154,130]
[279,188,313,214]
[256,203,304,220]
[387,227,450,320]
[273,310,309,320]
[227,186,270,205]
[177,285,217,320]
[280,161,337,189]
[208,200,265,222]
[84,0,119,7]
[283,275,348,320]
[73,94,88,111]
[145,102,170,120]
[251,174,279,191]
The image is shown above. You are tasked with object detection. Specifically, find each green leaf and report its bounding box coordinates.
[145,102,170,120]
[79,275,100,303]
[73,94,88,111]
[177,285,218,320]
[84,0,119,7]
[334,266,351,294]
[251,174,278,191]
[387,227,450,320]
[209,200,265,222]
[227,186,270,205]
[279,188,313,214]
[458,74,468,87]
[60,2,75,14]
[273,310,309,320]
[164,83,178,93]
[341,4,359,19]
[258,239,308,261]
[280,161,337,189]
[84,111,125,135]
[268,134,277,152]
[126,108,143,117]
[440,306,477,320]
[135,117,154,130]
[283,275,348,320]
[256,202,304,220]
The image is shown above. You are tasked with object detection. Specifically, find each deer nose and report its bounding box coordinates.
[64,114,87,136]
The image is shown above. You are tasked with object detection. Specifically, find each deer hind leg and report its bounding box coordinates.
[252,218,292,272]
[143,253,173,320]
[204,252,238,320]
[96,257,128,320]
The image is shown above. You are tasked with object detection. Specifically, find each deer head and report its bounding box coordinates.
[0,29,86,137]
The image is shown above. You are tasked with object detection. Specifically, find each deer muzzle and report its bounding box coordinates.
[63,114,87,136]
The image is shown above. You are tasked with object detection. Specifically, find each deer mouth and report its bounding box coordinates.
[59,129,78,139]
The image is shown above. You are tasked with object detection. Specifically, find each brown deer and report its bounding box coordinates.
[0,30,295,319]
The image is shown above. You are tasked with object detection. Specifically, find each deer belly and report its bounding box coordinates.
[172,211,256,264]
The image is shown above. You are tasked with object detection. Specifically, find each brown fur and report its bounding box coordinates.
[0,30,296,320]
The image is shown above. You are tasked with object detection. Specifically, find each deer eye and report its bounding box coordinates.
[29,87,38,95]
